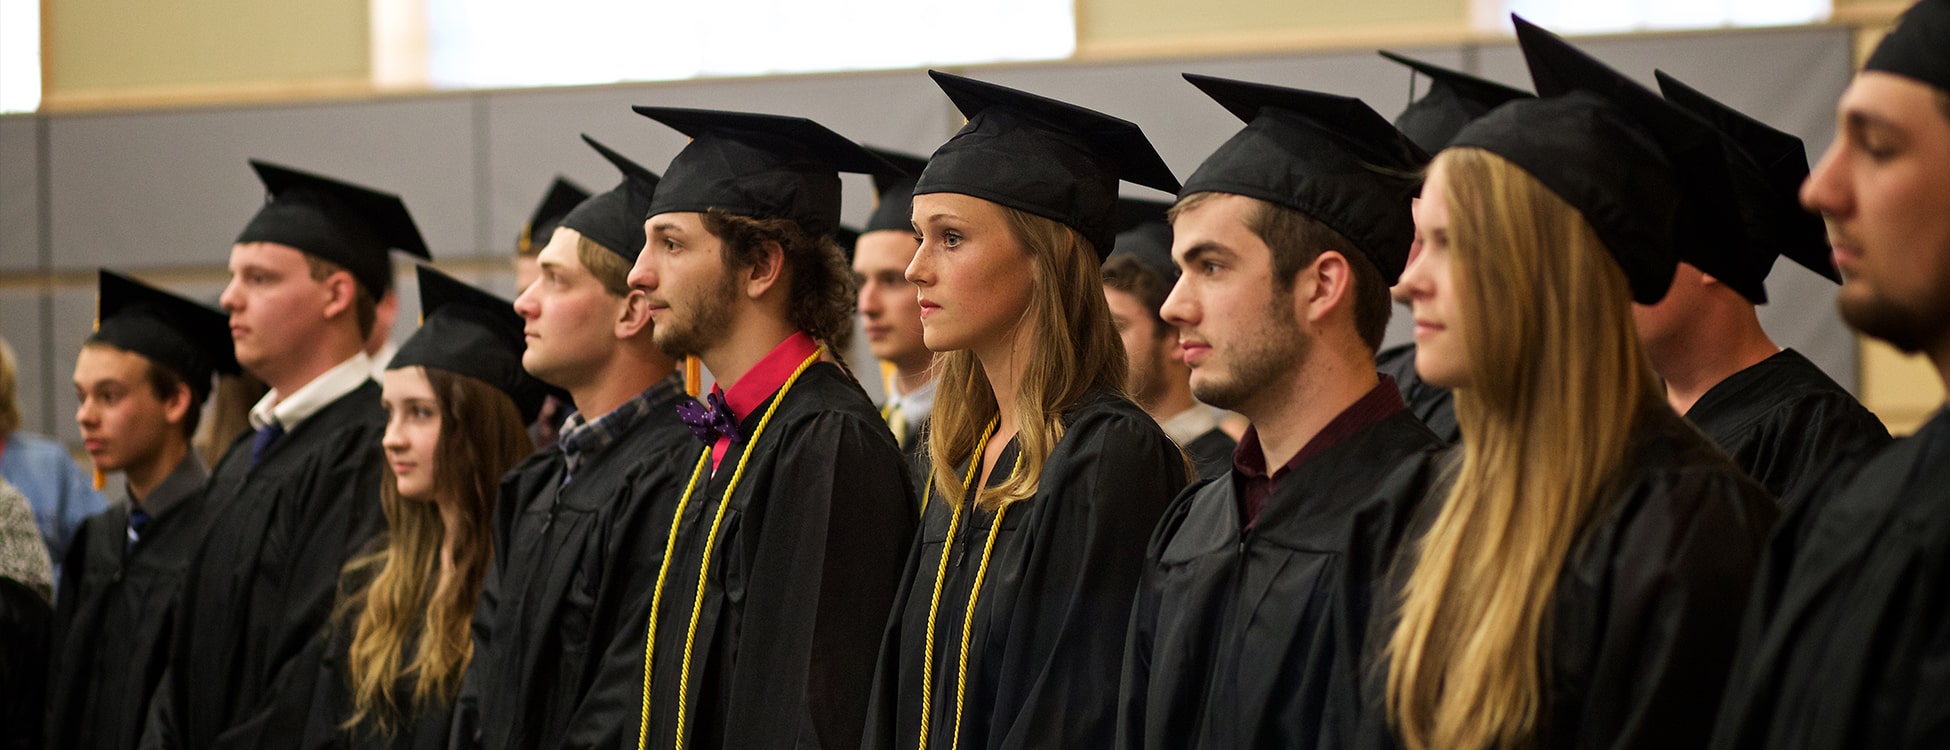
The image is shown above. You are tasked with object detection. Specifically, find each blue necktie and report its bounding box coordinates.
[127,507,151,552]
[251,420,285,468]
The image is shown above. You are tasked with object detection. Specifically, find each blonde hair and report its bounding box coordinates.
[576,233,635,297]
[926,207,1126,510]
[340,369,532,735]
[1383,148,1662,750]
[0,336,18,436]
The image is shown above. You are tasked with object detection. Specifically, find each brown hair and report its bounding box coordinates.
[700,209,857,359]
[195,373,268,467]
[1101,254,1172,331]
[340,368,532,735]
[304,255,380,340]
[1382,148,1661,750]
[81,341,207,439]
[1170,192,1392,352]
[926,207,1127,510]
[0,336,19,436]
[576,234,635,297]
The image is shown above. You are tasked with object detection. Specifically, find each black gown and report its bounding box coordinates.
[141,381,387,750]
[1682,348,1890,511]
[450,377,697,750]
[1118,410,1444,750]
[46,458,216,750]
[1183,427,1237,483]
[1709,406,1950,750]
[1356,408,1777,750]
[1374,343,1459,444]
[865,389,1190,750]
[637,362,916,750]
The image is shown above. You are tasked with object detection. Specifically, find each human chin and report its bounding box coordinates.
[394,467,434,500]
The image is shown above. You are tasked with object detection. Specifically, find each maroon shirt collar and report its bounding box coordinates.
[1232,375,1406,524]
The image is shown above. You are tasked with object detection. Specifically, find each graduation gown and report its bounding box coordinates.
[1183,427,1237,483]
[640,362,916,750]
[451,378,696,750]
[1117,410,1444,750]
[865,389,1190,750]
[1375,343,1459,444]
[1683,348,1890,510]
[1356,408,1776,750]
[1709,406,1950,750]
[46,457,215,750]
[142,381,387,750]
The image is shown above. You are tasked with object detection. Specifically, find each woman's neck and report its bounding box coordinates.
[974,332,1029,486]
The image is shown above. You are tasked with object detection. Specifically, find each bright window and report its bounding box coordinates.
[0,0,39,113]
[1492,0,1830,33]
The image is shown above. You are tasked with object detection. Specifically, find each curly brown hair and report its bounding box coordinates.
[700,209,856,361]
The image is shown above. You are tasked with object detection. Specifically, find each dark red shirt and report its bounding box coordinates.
[1231,375,1407,526]
[710,330,819,472]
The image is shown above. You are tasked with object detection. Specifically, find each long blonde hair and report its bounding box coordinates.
[1383,148,1662,750]
[926,206,1126,510]
[341,368,531,735]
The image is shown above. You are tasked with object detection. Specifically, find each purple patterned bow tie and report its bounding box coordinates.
[677,391,741,445]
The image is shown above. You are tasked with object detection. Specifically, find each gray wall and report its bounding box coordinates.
[0,24,1857,443]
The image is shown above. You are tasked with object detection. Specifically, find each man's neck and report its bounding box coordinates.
[261,340,362,397]
[127,440,189,503]
[700,312,799,394]
[1142,382,1199,426]
[570,354,676,422]
[1657,307,1780,416]
[1243,346,1377,471]
[893,357,934,397]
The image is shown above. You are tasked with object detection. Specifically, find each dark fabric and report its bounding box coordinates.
[1232,377,1406,525]
[234,161,430,298]
[1183,428,1236,484]
[1864,0,1950,95]
[559,135,660,263]
[1374,343,1459,444]
[899,414,932,500]
[637,362,915,750]
[1684,349,1890,513]
[864,390,1189,750]
[389,265,550,423]
[0,577,51,750]
[862,146,928,234]
[140,381,387,750]
[449,379,695,750]
[47,461,217,750]
[250,421,285,468]
[635,107,896,238]
[92,270,240,391]
[1354,409,1777,750]
[1380,50,1533,153]
[517,177,589,254]
[1117,409,1443,749]
[1710,407,1950,750]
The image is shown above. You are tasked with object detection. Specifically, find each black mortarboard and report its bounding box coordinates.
[561,135,662,262]
[1180,74,1429,284]
[519,177,591,255]
[1656,70,1838,298]
[388,266,551,423]
[835,225,862,263]
[1109,198,1177,283]
[635,107,896,238]
[915,70,1181,258]
[1866,0,1950,94]
[91,270,239,400]
[234,160,431,299]
[863,146,929,234]
[1379,50,1534,153]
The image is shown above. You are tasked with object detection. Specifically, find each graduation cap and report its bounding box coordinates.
[1510,15,1747,302]
[635,106,897,238]
[90,270,239,400]
[1656,70,1838,298]
[1866,0,1950,94]
[561,135,662,263]
[1179,74,1430,285]
[519,177,591,255]
[914,70,1181,258]
[862,146,928,235]
[1379,50,1533,153]
[387,266,553,424]
[835,225,862,263]
[1108,197,1177,283]
[234,160,431,299]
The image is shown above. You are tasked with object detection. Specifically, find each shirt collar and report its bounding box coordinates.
[886,376,937,424]
[1160,404,1221,447]
[250,352,374,431]
[1233,375,1406,481]
[130,452,209,520]
[717,331,820,424]
[559,374,685,462]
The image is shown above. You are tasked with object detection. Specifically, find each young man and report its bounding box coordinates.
[514,176,591,448]
[1633,71,1890,507]
[1712,2,1950,747]
[47,271,238,750]
[450,135,695,750]
[1103,200,1235,481]
[627,107,915,750]
[1373,50,1534,445]
[1116,76,1447,749]
[853,146,934,483]
[141,161,429,750]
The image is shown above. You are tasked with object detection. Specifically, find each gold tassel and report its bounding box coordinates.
[684,356,702,397]
[93,466,106,491]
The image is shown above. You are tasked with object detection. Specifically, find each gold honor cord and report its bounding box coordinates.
[916,419,1022,750]
[636,346,825,750]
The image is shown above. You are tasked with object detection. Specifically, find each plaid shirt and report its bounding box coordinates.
[557,374,684,484]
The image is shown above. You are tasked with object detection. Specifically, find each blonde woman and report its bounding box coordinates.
[863,71,1191,750]
[1364,19,1776,750]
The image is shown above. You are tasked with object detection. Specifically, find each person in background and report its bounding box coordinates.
[0,476,53,750]
[514,177,589,448]
[0,335,108,583]
[853,146,935,488]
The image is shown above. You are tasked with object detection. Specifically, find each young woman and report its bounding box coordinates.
[1365,21,1777,750]
[862,71,1191,750]
[245,266,540,749]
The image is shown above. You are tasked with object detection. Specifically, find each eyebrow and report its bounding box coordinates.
[649,220,686,235]
[1179,241,1232,265]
